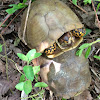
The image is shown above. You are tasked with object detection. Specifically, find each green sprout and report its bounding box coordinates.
[15,49,48,96]
[6,0,28,14]
[76,39,100,59]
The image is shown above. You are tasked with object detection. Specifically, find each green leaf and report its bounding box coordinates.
[9,4,18,7]
[19,74,26,82]
[15,82,24,91]
[34,82,48,88]
[33,66,40,75]
[14,37,20,46]
[17,3,27,9]
[23,0,27,3]
[6,8,17,14]
[23,80,32,95]
[94,55,100,60]
[76,49,83,56]
[32,98,35,100]
[96,3,100,12]
[6,3,27,14]
[26,49,36,62]
[17,53,28,61]
[26,49,42,62]
[79,43,90,50]
[34,74,38,82]
[0,44,3,52]
[72,0,77,5]
[76,49,80,56]
[85,46,91,58]
[83,0,92,4]
[33,53,42,59]
[23,65,34,81]
[84,28,92,37]
[6,4,18,14]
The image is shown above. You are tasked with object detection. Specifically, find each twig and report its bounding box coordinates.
[0,35,9,80]
[0,14,11,28]
[0,54,24,75]
[34,88,44,100]
[69,0,88,14]
[21,90,44,99]
[91,0,100,29]
[95,49,100,55]
[22,0,32,45]
[0,7,25,37]
[91,68,100,80]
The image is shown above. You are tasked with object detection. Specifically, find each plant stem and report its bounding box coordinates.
[0,54,24,75]
[90,39,100,45]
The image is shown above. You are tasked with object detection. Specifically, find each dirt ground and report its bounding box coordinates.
[0,0,100,100]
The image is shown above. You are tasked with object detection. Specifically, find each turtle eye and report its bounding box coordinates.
[63,36,69,44]
[75,31,77,33]
[64,41,68,44]
[63,36,69,42]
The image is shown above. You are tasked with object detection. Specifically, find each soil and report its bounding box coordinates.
[0,0,100,100]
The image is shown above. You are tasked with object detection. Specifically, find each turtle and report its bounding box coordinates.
[18,0,86,58]
[18,0,91,99]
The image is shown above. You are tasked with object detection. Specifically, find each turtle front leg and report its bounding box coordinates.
[56,40,65,49]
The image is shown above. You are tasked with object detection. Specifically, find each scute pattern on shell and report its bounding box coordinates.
[18,0,83,53]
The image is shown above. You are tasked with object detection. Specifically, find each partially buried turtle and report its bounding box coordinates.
[18,0,91,99]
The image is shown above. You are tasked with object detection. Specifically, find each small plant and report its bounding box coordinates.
[76,39,100,59]
[0,44,48,99]
[6,0,36,14]
[72,0,100,6]
[83,0,92,4]
[15,49,48,98]
[72,0,77,5]
[6,0,28,14]
[72,0,92,5]
[96,2,100,11]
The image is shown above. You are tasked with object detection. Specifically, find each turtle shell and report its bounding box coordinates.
[39,48,91,99]
[19,0,84,58]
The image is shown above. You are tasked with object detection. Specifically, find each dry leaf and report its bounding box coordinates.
[0,80,12,96]
[0,59,6,73]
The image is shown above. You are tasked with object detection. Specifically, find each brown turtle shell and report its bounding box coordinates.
[39,48,91,99]
[19,0,83,58]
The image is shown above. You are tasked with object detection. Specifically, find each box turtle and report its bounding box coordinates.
[19,0,91,98]
[18,0,86,58]
[39,48,91,99]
